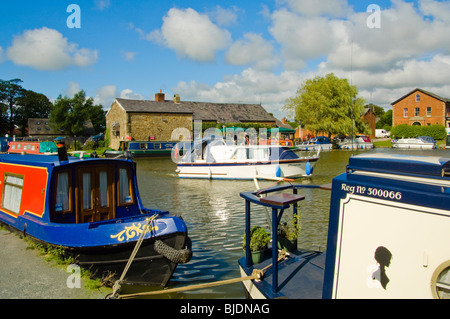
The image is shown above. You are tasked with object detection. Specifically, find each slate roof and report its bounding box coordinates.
[28,118,96,136]
[114,98,278,123]
[391,88,450,105]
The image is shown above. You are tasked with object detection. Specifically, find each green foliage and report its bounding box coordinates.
[284,73,368,138]
[0,78,25,135]
[243,226,271,252]
[278,212,301,240]
[376,109,392,131]
[15,90,52,136]
[50,90,105,136]
[391,124,447,140]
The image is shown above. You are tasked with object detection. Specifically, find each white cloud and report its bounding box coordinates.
[121,50,137,61]
[174,67,311,118]
[120,89,144,100]
[208,5,239,27]
[6,27,98,70]
[95,0,111,11]
[65,82,82,97]
[94,85,118,107]
[280,0,352,17]
[0,46,4,63]
[225,33,279,70]
[146,8,231,62]
[269,9,337,70]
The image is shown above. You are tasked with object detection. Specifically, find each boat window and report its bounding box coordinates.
[431,261,450,299]
[82,172,92,209]
[55,171,71,212]
[139,143,148,149]
[119,167,133,205]
[1,173,24,214]
[99,170,108,207]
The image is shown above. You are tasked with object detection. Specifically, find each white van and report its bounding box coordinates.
[375,129,390,138]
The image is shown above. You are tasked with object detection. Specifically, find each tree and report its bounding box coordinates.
[0,79,25,135]
[283,73,369,138]
[376,109,392,131]
[15,90,52,136]
[50,90,105,136]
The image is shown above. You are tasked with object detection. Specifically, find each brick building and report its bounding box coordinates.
[106,91,278,150]
[391,88,450,128]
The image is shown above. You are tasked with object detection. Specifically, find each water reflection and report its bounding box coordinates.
[124,148,450,298]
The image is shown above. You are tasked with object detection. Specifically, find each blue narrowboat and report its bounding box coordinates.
[0,149,191,286]
[239,153,450,299]
[104,140,181,158]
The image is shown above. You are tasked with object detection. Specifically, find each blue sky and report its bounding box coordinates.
[1,0,450,120]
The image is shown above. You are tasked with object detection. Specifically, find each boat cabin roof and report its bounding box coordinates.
[347,153,450,178]
[0,153,129,169]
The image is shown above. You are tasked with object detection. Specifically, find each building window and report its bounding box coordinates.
[1,173,24,214]
[416,94,420,102]
[427,107,431,117]
[404,108,408,117]
[415,108,420,117]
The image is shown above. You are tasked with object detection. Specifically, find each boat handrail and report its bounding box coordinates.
[240,183,331,295]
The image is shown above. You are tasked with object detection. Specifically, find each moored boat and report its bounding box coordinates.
[392,136,436,149]
[7,141,58,155]
[239,153,450,299]
[337,136,373,150]
[174,135,320,180]
[0,148,191,286]
[104,140,181,158]
[295,136,333,151]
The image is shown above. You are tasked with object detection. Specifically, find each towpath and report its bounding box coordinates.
[0,228,109,299]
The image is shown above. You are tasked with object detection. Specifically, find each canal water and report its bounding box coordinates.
[121,148,450,299]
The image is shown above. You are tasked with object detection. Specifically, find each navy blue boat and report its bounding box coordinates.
[239,153,450,299]
[0,150,191,286]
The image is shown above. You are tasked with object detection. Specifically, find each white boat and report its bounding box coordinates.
[239,153,450,299]
[338,136,373,150]
[392,136,436,149]
[295,136,333,151]
[174,135,320,180]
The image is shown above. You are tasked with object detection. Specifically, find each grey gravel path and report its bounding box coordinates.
[0,228,109,299]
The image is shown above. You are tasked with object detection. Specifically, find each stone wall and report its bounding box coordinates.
[105,101,128,150]
[129,113,193,141]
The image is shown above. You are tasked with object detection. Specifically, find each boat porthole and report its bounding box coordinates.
[430,260,450,299]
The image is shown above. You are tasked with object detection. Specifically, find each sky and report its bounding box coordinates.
[1,0,450,121]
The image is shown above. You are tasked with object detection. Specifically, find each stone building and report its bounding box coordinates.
[106,91,278,150]
[392,88,450,127]
[27,118,96,140]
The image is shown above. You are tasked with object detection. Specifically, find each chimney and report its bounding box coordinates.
[282,117,288,124]
[173,94,180,104]
[155,89,165,102]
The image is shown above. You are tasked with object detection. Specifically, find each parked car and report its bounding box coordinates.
[375,129,390,138]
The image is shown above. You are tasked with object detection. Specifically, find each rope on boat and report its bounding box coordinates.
[109,214,158,299]
[155,237,192,264]
[111,249,289,299]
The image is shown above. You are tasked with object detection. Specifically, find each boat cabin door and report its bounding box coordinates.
[77,166,115,223]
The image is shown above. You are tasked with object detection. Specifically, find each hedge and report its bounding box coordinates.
[391,124,447,140]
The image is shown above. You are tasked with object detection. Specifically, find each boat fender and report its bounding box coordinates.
[155,237,192,264]
[306,161,311,176]
[275,165,281,177]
